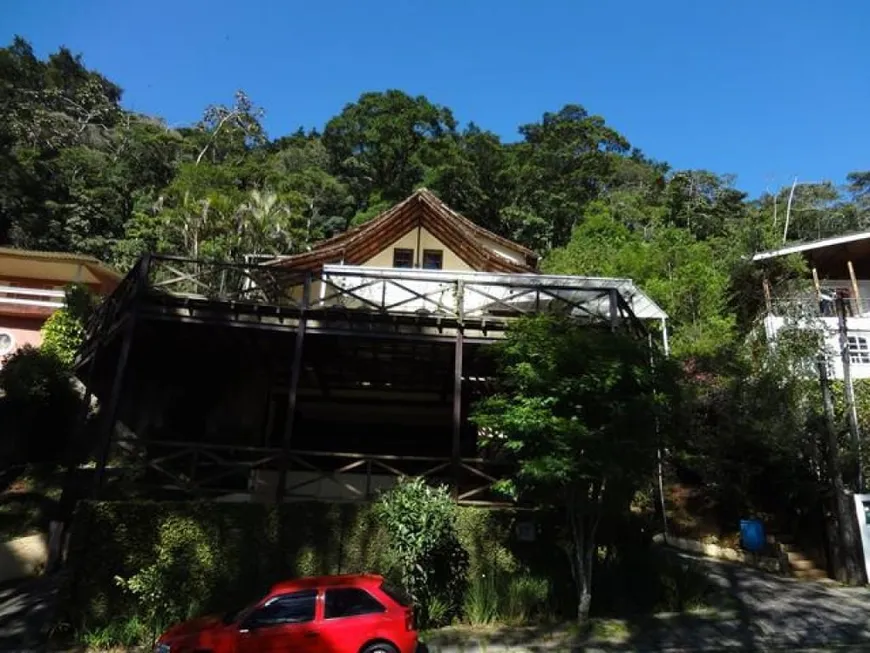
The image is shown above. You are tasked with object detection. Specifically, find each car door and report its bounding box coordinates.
[236,589,324,653]
[320,586,389,653]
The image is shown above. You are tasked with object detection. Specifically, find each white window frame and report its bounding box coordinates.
[848,335,870,365]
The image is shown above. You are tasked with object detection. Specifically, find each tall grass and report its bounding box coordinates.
[463,571,551,626]
[464,574,501,625]
[503,574,550,624]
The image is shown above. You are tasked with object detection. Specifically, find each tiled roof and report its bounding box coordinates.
[271,188,538,273]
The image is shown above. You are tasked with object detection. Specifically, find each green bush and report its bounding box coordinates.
[115,515,221,635]
[40,284,94,368]
[61,498,567,646]
[375,478,469,627]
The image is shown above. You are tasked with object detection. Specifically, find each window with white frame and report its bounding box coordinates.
[848,335,870,364]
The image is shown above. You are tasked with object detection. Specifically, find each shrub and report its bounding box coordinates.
[0,346,80,467]
[115,515,221,636]
[40,284,94,368]
[375,478,469,627]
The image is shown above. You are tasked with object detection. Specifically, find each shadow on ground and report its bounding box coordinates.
[0,573,62,651]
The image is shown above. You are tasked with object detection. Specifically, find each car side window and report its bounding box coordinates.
[324,587,386,619]
[244,589,317,628]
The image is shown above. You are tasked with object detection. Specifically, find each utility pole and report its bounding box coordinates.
[836,296,863,491]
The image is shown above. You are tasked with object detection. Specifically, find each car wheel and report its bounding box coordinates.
[361,641,398,653]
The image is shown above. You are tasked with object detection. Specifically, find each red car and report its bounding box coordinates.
[155,573,418,653]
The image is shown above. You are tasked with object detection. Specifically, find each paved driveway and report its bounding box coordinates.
[605,552,870,651]
[425,552,870,652]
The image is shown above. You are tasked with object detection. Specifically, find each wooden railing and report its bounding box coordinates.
[115,438,513,505]
[79,254,651,356]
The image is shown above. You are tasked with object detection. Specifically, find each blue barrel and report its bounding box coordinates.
[740,519,765,552]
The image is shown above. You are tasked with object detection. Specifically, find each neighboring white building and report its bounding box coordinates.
[754,231,870,379]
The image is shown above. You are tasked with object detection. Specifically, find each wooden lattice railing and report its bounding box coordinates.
[79,254,650,360]
[114,438,513,506]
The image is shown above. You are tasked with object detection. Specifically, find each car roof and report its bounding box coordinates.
[270,573,384,594]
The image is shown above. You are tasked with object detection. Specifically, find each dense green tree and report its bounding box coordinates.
[322,90,457,212]
[472,316,676,624]
[509,104,631,249]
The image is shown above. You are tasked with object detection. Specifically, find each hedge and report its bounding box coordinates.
[61,500,566,633]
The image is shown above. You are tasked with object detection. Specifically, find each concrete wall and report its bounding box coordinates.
[764,314,870,379]
[0,314,44,364]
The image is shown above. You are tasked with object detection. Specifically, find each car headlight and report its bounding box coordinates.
[154,644,170,653]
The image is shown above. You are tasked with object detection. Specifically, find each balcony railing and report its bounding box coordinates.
[81,254,653,356]
[115,437,512,506]
[0,285,64,310]
[771,296,870,320]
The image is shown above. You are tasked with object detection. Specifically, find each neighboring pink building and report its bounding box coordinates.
[0,248,121,364]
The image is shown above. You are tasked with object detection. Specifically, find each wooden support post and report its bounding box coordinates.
[848,260,862,316]
[451,330,464,500]
[91,317,135,497]
[812,267,822,301]
[275,275,311,503]
[762,277,773,314]
[91,254,149,498]
[609,288,620,330]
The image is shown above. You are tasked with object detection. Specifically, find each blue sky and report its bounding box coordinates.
[4,0,868,197]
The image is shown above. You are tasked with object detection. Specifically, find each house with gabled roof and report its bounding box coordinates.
[75,188,667,505]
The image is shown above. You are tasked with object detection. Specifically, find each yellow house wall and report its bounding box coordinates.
[362,227,473,271]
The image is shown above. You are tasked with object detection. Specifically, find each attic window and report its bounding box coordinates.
[422,250,443,270]
[393,248,414,269]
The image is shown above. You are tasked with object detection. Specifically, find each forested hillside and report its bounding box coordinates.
[6,36,870,590]
[3,37,869,359]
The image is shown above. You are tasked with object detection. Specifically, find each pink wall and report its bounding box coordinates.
[0,315,45,361]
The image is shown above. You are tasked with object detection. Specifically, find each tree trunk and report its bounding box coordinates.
[577,580,592,624]
[566,487,601,627]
